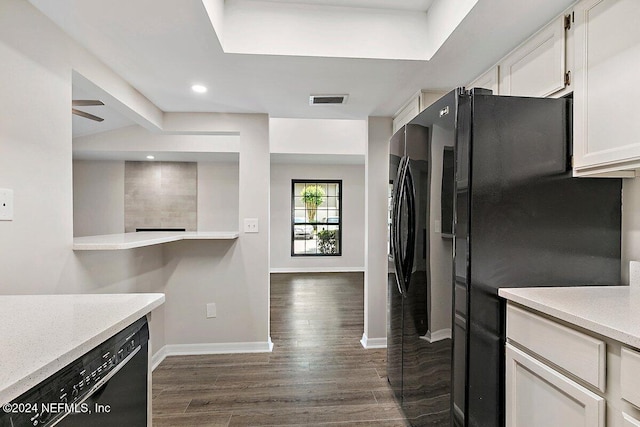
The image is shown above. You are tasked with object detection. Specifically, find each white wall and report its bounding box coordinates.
[220,0,430,60]
[71,158,242,353]
[73,160,125,237]
[363,117,392,346]
[73,118,267,351]
[270,118,366,156]
[270,163,365,272]
[73,125,240,156]
[198,162,239,232]
[73,159,240,234]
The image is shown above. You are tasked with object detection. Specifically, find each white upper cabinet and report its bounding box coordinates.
[573,0,640,177]
[468,66,499,94]
[392,95,420,135]
[500,15,569,98]
[392,90,446,134]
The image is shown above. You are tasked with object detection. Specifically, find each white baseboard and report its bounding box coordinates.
[420,328,452,343]
[270,267,365,273]
[151,346,168,371]
[151,338,273,371]
[360,333,387,349]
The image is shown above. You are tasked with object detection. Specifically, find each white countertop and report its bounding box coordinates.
[499,286,640,349]
[73,231,239,250]
[0,293,165,404]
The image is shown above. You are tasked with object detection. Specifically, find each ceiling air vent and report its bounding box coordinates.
[309,94,349,105]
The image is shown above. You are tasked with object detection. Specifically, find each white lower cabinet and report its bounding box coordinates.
[621,347,640,408]
[623,413,640,427]
[505,302,640,427]
[506,343,605,427]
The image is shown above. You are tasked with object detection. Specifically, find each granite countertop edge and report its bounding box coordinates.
[0,293,165,405]
[499,286,640,349]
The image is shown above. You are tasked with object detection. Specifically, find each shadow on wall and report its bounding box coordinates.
[162,239,237,281]
[68,240,238,294]
[68,245,165,294]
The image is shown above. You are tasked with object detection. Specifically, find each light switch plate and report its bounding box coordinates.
[434,219,441,233]
[244,218,259,233]
[0,189,14,221]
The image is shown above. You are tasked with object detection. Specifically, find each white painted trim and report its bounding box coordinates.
[151,346,168,371]
[151,340,273,370]
[270,267,365,273]
[420,328,452,343]
[165,341,274,355]
[360,333,387,349]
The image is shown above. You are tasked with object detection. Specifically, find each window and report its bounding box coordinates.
[291,180,342,256]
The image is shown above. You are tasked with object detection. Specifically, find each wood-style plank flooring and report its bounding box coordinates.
[152,272,409,426]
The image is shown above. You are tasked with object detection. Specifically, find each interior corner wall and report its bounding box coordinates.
[269,163,365,272]
[364,117,392,343]
[73,160,125,237]
[198,161,239,232]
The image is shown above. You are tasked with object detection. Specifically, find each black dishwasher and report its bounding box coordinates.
[1,317,149,427]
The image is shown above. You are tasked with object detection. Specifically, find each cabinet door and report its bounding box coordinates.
[499,16,567,97]
[468,66,499,94]
[624,413,640,427]
[573,0,640,173]
[506,344,605,427]
[393,95,420,134]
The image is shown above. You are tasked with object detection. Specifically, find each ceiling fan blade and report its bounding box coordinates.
[72,108,104,122]
[72,100,104,107]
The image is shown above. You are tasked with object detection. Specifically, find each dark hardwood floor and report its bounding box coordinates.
[152,272,409,426]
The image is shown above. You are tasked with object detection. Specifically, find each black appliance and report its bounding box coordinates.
[1,317,149,427]
[388,88,621,427]
[388,103,455,426]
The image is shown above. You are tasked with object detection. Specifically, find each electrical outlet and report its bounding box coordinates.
[244,218,259,233]
[0,189,14,221]
[206,303,217,318]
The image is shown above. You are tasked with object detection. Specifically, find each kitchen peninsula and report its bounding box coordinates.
[0,293,164,412]
[73,231,239,250]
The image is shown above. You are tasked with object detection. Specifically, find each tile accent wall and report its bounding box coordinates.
[125,161,197,232]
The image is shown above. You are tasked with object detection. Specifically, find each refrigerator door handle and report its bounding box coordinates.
[392,156,408,297]
[402,161,417,293]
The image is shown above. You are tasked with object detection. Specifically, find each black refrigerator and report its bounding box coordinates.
[388,88,621,427]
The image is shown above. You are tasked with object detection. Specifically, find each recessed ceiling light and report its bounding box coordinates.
[191,84,208,94]
[146,155,155,160]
